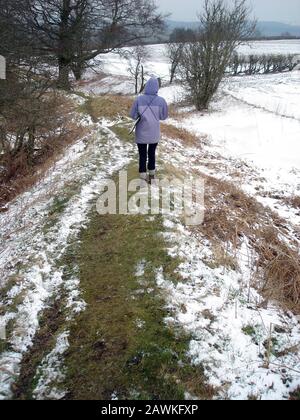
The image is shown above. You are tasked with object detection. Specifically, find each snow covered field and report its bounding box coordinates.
[176,70,300,227]
[1,39,300,400]
[93,40,300,84]
[88,41,300,217]
[86,40,300,221]
[91,40,300,399]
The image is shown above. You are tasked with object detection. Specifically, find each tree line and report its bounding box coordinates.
[1,0,296,197]
[229,53,298,75]
[0,0,163,199]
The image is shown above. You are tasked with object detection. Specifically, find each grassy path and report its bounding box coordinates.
[63,163,211,400]
[8,96,212,400]
[5,92,300,400]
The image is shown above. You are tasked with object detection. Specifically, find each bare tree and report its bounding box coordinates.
[166,42,185,84]
[124,46,150,94]
[0,0,165,90]
[0,64,70,180]
[167,27,196,84]
[179,0,256,110]
[0,1,71,179]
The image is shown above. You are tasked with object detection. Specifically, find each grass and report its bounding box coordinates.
[12,297,68,400]
[242,325,256,337]
[205,243,238,271]
[62,163,214,400]
[11,238,83,400]
[47,196,72,218]
[78,95,133,122]
[43,185,82,233]
[290,388,300,400]
[283,195,300,210]
[189,173,300,314]
[161,123,200,147]
[110,123,135,143]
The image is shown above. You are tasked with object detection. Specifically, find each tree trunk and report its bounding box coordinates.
[170,67,175,84]
[57,58,71,90]
[139,65,145,93]
[26,126,35,165]
[72,62,85,81]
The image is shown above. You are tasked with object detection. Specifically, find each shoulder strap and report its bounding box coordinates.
[138,96,157,119]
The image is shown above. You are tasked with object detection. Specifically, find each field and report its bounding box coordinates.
[1,40,300,400]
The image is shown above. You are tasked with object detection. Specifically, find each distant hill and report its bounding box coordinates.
[256,21,300,37]
[165,19,300,38]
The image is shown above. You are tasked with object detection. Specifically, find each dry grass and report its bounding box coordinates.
[75,72,107,87]
[161,115,300,314]
[208,242,238,271]
[189,173,300,314]
[254,227,300,312]
[199,176,263,245]
[0,98,86,207]
[283,195,300,210]
[161,123,200,147]
[79,95,133,121]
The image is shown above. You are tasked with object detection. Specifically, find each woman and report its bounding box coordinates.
[130,77,168,184]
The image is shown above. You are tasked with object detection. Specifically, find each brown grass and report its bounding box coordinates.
[199,176,264,245]
[209,242,238,271]
[75,72,107,87]
[254,227,300,312]
[161,123,201,147]
[0,97,86,207]
[79,95,133,121]
[283,195,300,210]
[189,173,300,313]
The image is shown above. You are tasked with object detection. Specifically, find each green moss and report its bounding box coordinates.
[242,325,256,337]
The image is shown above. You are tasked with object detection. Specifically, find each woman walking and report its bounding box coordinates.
[130,77,168,184]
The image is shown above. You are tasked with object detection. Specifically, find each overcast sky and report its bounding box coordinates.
[158,0,300,25]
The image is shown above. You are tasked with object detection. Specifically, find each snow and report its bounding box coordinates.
[224,71,300,120]
[157,219,300,400]
[33,331,70,400]
[1,39,300,400]
[0,117,135,399]
[155,66,300,398]
[169,68,300,230]
[95,40,300,85]
[184,93,300,171]
[237,40,300,56]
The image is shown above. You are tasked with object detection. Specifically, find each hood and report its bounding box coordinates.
[144,78,159,95]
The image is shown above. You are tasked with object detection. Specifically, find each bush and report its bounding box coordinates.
[0,63,82,208]
[228,53,298,76]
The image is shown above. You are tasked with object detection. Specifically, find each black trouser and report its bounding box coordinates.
[137,143,158,173]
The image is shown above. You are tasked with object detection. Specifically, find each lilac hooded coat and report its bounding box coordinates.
[130,78,168,144]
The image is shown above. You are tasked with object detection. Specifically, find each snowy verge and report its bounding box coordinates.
[157,217,300,400]
[0,117,135,399]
